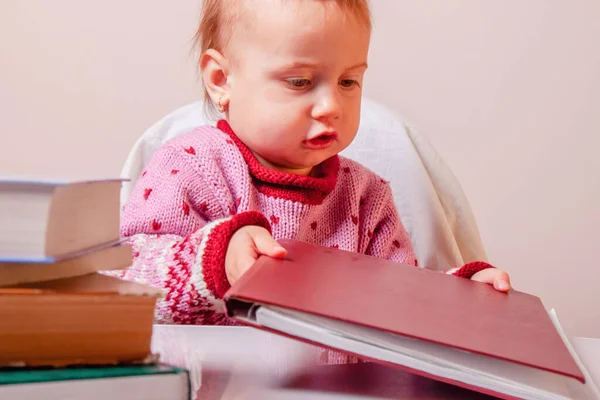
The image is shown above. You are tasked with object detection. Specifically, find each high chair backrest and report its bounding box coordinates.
[120,97,488,271]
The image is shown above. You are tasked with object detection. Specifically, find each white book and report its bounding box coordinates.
[0,177,124,261]
[245,307,600,400]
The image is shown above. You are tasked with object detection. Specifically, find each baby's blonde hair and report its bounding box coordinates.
[194,0,371,116]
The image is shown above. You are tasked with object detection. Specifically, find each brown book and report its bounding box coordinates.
[0,273,162,367]
[225,239,599,400]
[0,243,132,287]
[0,178,122,262]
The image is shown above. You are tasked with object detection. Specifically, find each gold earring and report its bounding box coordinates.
[217,98,226,113]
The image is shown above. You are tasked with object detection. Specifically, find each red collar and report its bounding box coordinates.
[216,120,339,205]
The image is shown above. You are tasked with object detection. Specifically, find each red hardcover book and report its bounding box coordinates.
[224,239,599,400]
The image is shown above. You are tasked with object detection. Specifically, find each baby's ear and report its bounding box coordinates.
[200,49,231,106]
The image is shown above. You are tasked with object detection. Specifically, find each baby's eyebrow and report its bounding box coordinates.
[277,61,320,71]
[345,62,369,71]
[276,61,368,71]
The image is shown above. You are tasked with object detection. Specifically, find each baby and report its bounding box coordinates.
[118,0,511,343]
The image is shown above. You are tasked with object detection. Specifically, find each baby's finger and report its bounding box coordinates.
[492,270,511,292]
[252,230,287,258]
[470,268,495,283]
[471,268,511,292]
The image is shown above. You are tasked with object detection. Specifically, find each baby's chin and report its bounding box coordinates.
[253,151,314,173]
[270,156,336,176]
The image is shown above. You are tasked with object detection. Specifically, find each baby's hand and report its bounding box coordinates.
[225,226,287,285]
[471,268,512,292]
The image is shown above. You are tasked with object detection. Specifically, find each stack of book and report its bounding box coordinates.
[0,178,190,399]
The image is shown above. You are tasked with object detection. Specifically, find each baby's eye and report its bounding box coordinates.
[286,78,311,89]
[339,79,360,89]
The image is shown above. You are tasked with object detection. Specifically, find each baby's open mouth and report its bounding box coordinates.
[305,132,338,149]
[310,134,335,145]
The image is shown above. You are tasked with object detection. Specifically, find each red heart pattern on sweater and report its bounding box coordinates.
[184,146,196,155]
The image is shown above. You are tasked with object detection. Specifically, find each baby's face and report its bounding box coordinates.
[224,0,370,175]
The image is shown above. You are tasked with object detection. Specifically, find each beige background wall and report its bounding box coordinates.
[1,1,598,337]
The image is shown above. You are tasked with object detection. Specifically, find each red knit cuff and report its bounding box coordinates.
[202,211,271,299]
[449,261,495,279]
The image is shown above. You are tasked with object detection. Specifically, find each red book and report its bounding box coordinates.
[224,239,599,400]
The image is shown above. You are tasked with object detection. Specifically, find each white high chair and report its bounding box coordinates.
[120,97,488,271]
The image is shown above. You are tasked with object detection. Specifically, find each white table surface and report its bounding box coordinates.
[151,325,600,400]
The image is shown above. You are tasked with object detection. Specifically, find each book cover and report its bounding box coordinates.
[224,239,591,399]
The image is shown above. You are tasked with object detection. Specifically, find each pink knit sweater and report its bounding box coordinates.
[117,120,492,331]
